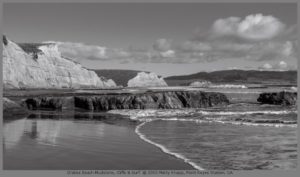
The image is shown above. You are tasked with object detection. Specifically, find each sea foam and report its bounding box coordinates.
[135,121,205,171]
[111,107,297,171]
[108,109,296,120]
[212,120,297,128]
[209,84,248,89]
[140,117,297,128]
[108,108,297,129]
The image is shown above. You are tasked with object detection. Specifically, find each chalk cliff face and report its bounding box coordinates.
[3,36,116,89]
[127,72,168,87]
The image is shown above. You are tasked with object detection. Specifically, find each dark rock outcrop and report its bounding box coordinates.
[24,97,62,110]
[74,91,229,111]
[23,97,74,110]
[22,91,229,111]
[3,35,8,45]
[3,97,23,111]
[257,91,297,105]
[3,97,28,120]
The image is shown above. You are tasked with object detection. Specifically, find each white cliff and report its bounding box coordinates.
[3,36,116,89]
[127,72,168,87]
[290,87,297,92]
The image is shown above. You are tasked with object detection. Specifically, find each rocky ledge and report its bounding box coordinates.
[3,97,29,119]
[257,91,297,105]
[22,91,229,111]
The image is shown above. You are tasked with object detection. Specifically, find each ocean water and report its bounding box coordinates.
[109,87,298,170]
[3,87,298,170]
[108,103,297,170]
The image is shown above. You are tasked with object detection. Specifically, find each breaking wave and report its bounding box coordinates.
[135,121,204,170]
[109,106,297,170]
[108,109,297,120]
[209,84,248,89]
[136,117,297,128]
[290,87,297,92]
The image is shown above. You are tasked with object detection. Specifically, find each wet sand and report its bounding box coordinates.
[3,112,194,170]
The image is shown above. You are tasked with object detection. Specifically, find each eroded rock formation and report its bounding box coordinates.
[3,97,28,119]
[22,91,229,111]
[257,91,297,105]
[127,72,168,87]
[3,36,116,89]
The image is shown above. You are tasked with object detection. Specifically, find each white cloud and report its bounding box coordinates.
[259,61,292,71]
[44,41,108,60]
[107,48,131,59]
[179,14,295,63]
[212,17,241,37]
[181,41,212,52]
[249,41,296,61]
[43,41,136,62]
[176,39,296,63]
[262,63,273,70]
[212,14,286,40]
[145,38,177,61]
[42,13,295,66]
[153,38,172,52]
[227,67,238,70]
[160,50,175,58]
[278,61,288,69]
[238,14,285,40]
[212,42,253,52]
[282,41,293,56]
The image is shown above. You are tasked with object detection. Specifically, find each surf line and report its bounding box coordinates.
[135,120,205,171]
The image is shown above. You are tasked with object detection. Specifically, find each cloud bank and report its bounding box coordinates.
[259,61,295,71]
[44,41,132,62]
[47,14,297,71]
[212,14,286,40]
[178,13,297,66]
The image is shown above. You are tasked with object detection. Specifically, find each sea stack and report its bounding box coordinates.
[257,91,297,105]
[127,72,168,87]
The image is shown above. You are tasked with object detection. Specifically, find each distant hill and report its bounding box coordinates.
[165,70,297,86]
[94,69,150,86]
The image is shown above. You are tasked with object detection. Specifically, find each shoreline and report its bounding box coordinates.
[3,86,296,170]
[3,111,195,170]
[135,121,203,170]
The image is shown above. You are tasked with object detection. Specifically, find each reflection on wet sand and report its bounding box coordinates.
[4,119,27,149]
[4,112,115,149]
[4,111,193,170]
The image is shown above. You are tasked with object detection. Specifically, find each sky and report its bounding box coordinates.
[3,3,298,76]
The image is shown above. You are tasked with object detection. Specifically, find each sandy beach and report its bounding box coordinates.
[3,111,194,170]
